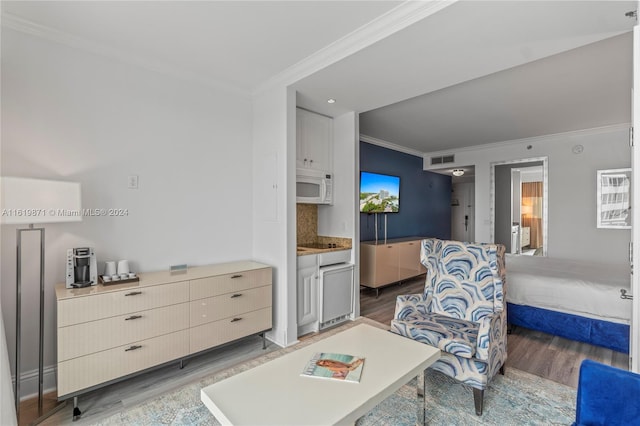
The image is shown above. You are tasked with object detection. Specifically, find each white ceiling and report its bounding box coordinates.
[1,1,401,93]
[359,32,632,153]
[292,1,636,153]
[2,1,637,155]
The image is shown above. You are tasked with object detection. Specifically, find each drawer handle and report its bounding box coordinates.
[230,293,243,298]
[125,315,142,321]
[231,274,243,279]
[125,291,142,296]
[125,345,142,352]
[230,317,242,322]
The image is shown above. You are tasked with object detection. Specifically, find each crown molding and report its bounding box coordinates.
[422,123,631,157]
[360,134,425,158]
[1,13,252,99]
[254,0,457,96]
[363,123,631,161]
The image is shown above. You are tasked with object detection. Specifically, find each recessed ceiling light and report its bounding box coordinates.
[452,169,464,177]
[327,98,336,104]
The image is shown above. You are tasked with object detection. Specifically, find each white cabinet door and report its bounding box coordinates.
[297,255,318,327]
[296,108,333,172]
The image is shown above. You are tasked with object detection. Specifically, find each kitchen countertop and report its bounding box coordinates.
[297,236,352,256]
[297,245,351,256]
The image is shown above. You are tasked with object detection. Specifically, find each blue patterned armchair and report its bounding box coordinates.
[390,238,507,416]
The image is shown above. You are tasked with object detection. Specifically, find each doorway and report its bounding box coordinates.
[492,158,548,256]
[451,176,475,243]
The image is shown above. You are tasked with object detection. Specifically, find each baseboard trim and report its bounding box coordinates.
[13,365,57,401]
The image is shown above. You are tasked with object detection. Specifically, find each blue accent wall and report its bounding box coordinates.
[360,142,451,242]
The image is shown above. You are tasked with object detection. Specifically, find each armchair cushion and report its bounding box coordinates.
[422,239,503,322]
[391,313,479,359]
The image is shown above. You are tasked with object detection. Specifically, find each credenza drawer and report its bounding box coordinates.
[57,329,189,397]
[55,262,273,400]
[58,303,189,362]
[190,307,272,354]
[190,285,272,327]
[190,268,272,300]
[58,281,189,327]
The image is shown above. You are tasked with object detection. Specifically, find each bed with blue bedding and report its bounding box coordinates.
[505,255,631,353]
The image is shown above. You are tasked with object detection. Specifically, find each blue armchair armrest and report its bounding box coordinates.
[574,359,640,426]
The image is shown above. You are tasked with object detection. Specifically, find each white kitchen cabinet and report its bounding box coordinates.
[296,108,333,172]
[297,254,318,336]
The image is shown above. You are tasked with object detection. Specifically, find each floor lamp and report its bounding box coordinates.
[1,177,82,424]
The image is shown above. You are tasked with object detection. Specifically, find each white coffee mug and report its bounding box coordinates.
[104,261,117,276]
[117,260,130,275]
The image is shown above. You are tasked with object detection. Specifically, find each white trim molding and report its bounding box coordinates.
[254,0,457,95]
[359,134,425,158]
[365,124,632,165]
[13,365,57,401]
[422,123,631,159]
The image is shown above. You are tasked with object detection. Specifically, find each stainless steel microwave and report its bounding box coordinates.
[296,168,333,204]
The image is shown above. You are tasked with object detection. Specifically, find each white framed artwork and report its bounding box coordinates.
[597,168,631,229]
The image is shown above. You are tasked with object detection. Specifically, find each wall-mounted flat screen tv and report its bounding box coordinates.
[360,171,400,213]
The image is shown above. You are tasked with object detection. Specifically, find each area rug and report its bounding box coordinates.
[96,318,576,425]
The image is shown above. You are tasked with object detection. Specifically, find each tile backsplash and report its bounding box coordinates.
[296,204,352,248]
[297,204,318,245]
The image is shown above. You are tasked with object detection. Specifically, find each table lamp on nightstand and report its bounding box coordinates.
[1,177,82,424]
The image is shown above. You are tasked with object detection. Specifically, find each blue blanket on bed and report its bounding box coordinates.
[507,303,629,353]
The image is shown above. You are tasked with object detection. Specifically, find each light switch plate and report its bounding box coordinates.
[128,175,139,189]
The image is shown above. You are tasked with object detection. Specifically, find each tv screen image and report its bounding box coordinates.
[360,172,400,213]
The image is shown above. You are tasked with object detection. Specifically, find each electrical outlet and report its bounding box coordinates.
[128,175,139,189]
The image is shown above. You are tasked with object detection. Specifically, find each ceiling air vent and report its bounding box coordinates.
[430,154,455,165]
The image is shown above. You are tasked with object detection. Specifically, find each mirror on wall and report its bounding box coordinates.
[491,157,548,256]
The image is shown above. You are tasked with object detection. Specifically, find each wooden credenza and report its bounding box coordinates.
[55,261,272,399]
[360,237,427,291]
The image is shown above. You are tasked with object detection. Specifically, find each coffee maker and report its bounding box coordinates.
[66,247,97,288]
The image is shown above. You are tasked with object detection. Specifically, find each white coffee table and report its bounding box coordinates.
[201,323,441,425]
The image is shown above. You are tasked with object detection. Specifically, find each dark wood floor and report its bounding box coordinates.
[360,276,629,388]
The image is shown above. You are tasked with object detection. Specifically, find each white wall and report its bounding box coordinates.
[425,125,631,266]
[1,29,254,398]
[251,85,298,347]
[0,312,16,425]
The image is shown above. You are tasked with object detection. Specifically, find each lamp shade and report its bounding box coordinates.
[1,177,82,225]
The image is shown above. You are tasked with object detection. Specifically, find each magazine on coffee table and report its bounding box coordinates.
[300,352,365,383]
